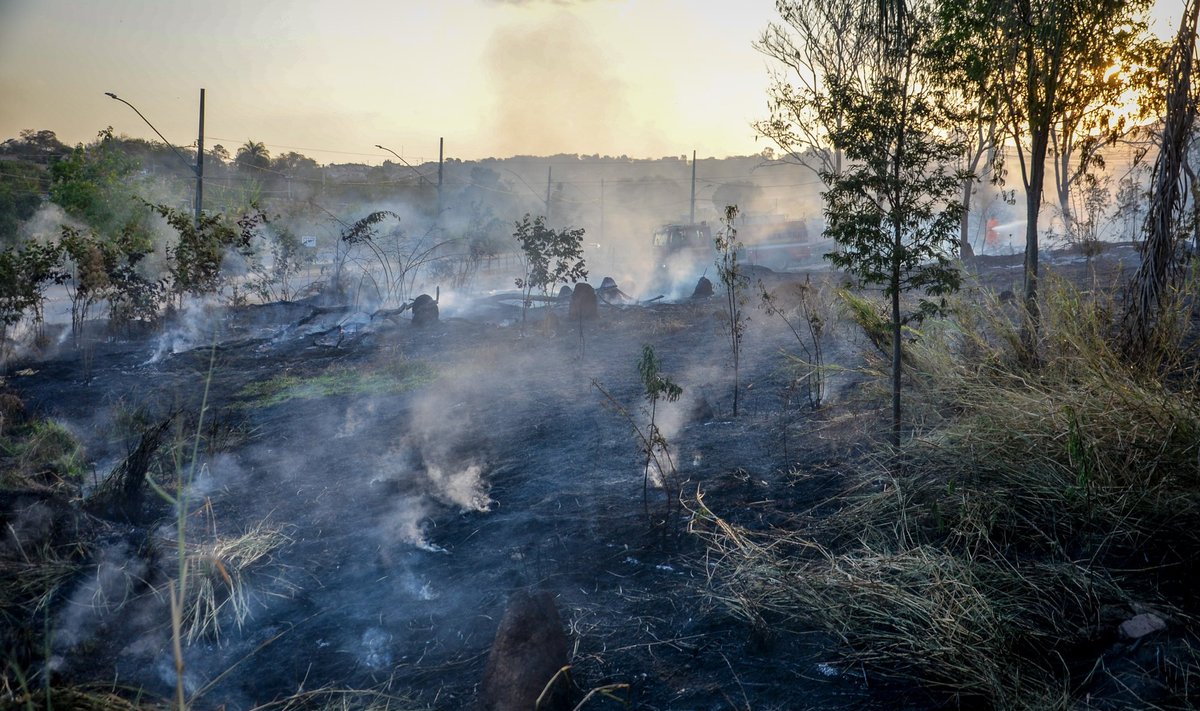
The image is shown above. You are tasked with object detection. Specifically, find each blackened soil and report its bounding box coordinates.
[4,279,895,711]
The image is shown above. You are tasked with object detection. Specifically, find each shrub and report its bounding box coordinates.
[513,214,587,334]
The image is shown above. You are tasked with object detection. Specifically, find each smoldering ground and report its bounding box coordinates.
[3,263,866,709]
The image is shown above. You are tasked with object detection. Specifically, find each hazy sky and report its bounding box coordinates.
[0,0,1184,165]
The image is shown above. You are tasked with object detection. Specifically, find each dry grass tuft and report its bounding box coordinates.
[0,683,164,710]
[170,521,291,643]
[697,495,1109,706]
[900,280,1200,558]
[0,541,81,614]
[248,686,428,711]
[697,278,1200,708]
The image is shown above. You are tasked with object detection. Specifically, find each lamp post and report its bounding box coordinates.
[374,144,434,187]
[106,89,205,227]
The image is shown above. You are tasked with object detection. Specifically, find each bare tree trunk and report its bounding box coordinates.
[960,177,975,259]
[891,259,902,448]
[1051,124,1074,236]
[1124,0,1200,356]
[890,41,911,450]
[1022,125,1050,349]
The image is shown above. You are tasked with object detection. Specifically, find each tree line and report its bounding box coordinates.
[757,0,1198,444]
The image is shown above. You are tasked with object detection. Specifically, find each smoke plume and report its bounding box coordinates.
[484,13,636,157]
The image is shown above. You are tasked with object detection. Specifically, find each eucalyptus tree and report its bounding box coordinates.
[1124,0,1200,356]
[754,0,876,176]
[822,2,965,447]
[938,0,1156,338]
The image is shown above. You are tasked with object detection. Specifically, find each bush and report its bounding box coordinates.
[513,214,587,333]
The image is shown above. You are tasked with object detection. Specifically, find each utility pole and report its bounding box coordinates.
[105,90,205,228]
[437,136,444,221]
[600,178,605,245]
[195,89,205,226]
[545,166,553,222]
[689,149,696,225]
[602,178,611,269]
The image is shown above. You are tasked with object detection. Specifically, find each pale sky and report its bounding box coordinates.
[0,0,1184,165]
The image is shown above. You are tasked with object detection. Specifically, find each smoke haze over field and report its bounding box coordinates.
[0,0,1182,164]
[0,0,776,163]
[484,13,654,159]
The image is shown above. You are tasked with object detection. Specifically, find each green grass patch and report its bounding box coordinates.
[238,359,434,407]
[0,418,87,490]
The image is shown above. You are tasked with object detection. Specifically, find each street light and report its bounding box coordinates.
[106,90,205,227]
[374,144,435,187]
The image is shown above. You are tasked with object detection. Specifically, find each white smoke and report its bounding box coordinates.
[145,295,223,363]
[426,463,493,512]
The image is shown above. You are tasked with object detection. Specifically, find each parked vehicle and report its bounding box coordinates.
[652,215,829,271]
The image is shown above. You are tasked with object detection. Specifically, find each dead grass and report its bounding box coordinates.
[247,686,428,710]
[0,682,165,710]
[167,521,291,643]
[697,496,1111,705]
[0,539,82,613]
[697,277,1200,708]
[900,280,1200,558]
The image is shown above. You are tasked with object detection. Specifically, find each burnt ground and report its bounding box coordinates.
[2,267,890,711]
[0,245,1156,711]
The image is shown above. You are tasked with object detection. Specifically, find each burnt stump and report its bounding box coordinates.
[568,283,598,321]
[479,590,571,711]
[411,294,439,327]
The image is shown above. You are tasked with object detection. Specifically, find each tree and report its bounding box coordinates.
[760,275,830,409]
[335,210,454,308]
[592,346,684,541]
[1115,161,1152,242]
[57,224,162,338]
[0,129,69,164]
[755,0,876,177]
[209,144,230,166]
[513,214,587,333]
[822,6,964,447]
[927,11,1001,259]
[1123,0,1200,356]
[1061,170,1112,282]
[636,345,683,529]
[271,151,318,175]
[1047,32,1163,237]
[49,127,147,237]
[442,200,506,290]
[60,226,115,341]
[942,0,1155,335]
[0,239,64,350]
[149,203,263,305]
[248,226,309,303]
[714,205,749,417]
[0,161,47,246]
[235,140,271,173]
